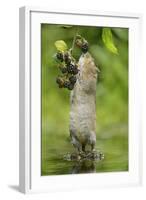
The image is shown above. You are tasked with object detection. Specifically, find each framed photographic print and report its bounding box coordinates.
[19,7,142,193]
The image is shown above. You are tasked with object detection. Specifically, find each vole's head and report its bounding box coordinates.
[77,52,99,94]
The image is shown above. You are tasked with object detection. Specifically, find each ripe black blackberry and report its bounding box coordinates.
[67,64,75,74]
[63,81,70,88]
[56,52,64,62]
[68,83,74,90]
[69,76,77,84]
[81,42,88,53]
[72,66,79,75]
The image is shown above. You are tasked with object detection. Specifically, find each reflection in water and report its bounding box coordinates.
[42,134,128,176]
[63,150,104,174]
[71,160,96,174]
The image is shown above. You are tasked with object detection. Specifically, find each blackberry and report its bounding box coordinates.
[56,77,64,88]
[72,66,79,75]
[64,52,71,64]
[68,83,74,90]
[75,39,82,48]
[81,42,88,53]
[56,52,63,62]
[56,77,62,85]
[63,81,70,88]
[58,84,63,88]
[67,64,75,74]
[69,76,77,84]
[65,57,71,65]
[61,67,67,74]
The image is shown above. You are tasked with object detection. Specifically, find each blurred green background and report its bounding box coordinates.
[41,24,128,175]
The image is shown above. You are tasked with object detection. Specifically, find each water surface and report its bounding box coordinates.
[41,124,128,175]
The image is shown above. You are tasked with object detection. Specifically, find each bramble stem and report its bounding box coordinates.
[70,27,78,54]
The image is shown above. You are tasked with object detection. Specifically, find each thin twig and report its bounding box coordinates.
[70,27,78,54]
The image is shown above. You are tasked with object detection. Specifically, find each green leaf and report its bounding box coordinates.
[54,40,68,52]
[102,28,118,55]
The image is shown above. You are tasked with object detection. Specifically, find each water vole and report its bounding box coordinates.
[70,52,99,152]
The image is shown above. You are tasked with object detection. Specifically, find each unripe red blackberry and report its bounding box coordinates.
[56,77,62,84]
[56,77,64,88]
[75,39,82,48]
[64,52,71,64]
[58,84,63,88]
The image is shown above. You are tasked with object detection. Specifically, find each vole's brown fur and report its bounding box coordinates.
[70,52,98,152]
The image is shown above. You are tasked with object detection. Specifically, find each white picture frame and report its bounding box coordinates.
[19,6,142,194]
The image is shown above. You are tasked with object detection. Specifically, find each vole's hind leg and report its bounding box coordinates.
[91,143,96,152]
[90,131,96,152]
[72,140,82,152]
[70,130,82,152]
